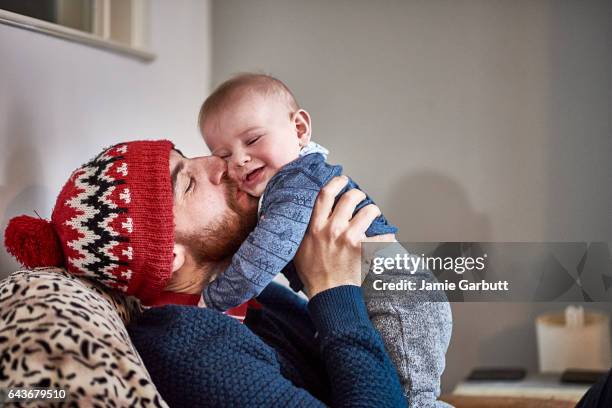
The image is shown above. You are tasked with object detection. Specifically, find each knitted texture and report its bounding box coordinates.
[128,283,406,407]
[4,215,63,268]
[4,140,175,305]
[203,152,398,311]
[363,242,453,407]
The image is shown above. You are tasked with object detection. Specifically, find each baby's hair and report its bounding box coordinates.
[198,73,299,132]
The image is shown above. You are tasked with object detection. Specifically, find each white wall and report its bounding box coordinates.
[0,0,212,277]
[210,0,612,393]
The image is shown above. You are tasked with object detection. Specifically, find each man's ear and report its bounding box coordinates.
[172,243,187,273]
[292,109,312,148]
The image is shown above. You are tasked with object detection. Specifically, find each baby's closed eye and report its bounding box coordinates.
[246,135,262,145]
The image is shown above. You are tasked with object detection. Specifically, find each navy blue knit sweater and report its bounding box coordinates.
[128,284,406,407]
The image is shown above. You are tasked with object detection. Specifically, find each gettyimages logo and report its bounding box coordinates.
[362,242,612,302]
[371,252,487,275]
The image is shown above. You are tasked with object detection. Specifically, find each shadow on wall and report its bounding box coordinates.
[385,172,611,393]
[1,108,52,280]
[385,170,491,242]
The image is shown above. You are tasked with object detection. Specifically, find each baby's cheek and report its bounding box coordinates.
[265,151,298,170]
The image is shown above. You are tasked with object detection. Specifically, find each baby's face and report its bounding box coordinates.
[202,92,308,197]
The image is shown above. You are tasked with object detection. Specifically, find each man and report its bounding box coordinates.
[4,140,405,407]
[576,369,612,408]
[149,144,451,407]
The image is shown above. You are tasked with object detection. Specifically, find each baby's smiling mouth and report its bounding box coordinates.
[245,167,264,183]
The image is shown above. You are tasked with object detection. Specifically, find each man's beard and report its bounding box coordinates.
[177,175,258,264]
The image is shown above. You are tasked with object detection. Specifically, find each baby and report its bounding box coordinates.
[198,73,397,311]
[197,74,453,407]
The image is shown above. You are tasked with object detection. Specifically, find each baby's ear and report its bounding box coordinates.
[293,109,312,147]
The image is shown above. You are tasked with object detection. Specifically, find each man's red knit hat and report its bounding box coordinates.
[4,140,175,305]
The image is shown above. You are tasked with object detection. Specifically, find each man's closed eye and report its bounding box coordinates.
[185,177,194,193]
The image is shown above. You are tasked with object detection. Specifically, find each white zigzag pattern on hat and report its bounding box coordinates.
[97,146,123,162]
[99,239,120,262]
[65,165,103,275]
[99,163,119,210]
[64,145,130,286]
[99,212,120,237]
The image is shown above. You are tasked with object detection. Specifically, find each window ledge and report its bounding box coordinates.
[0,8,155,62]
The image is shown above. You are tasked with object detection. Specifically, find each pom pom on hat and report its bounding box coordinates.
[4,215,64,268]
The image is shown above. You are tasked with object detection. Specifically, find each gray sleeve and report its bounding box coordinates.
[203,186,319,311]
[363,243,454,407]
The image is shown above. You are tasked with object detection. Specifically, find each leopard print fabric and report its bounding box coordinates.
[0,268,168,407]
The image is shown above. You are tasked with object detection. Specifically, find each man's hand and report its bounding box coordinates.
[294,176,381,298]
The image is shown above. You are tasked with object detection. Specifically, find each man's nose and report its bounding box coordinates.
[203,156,228,185]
